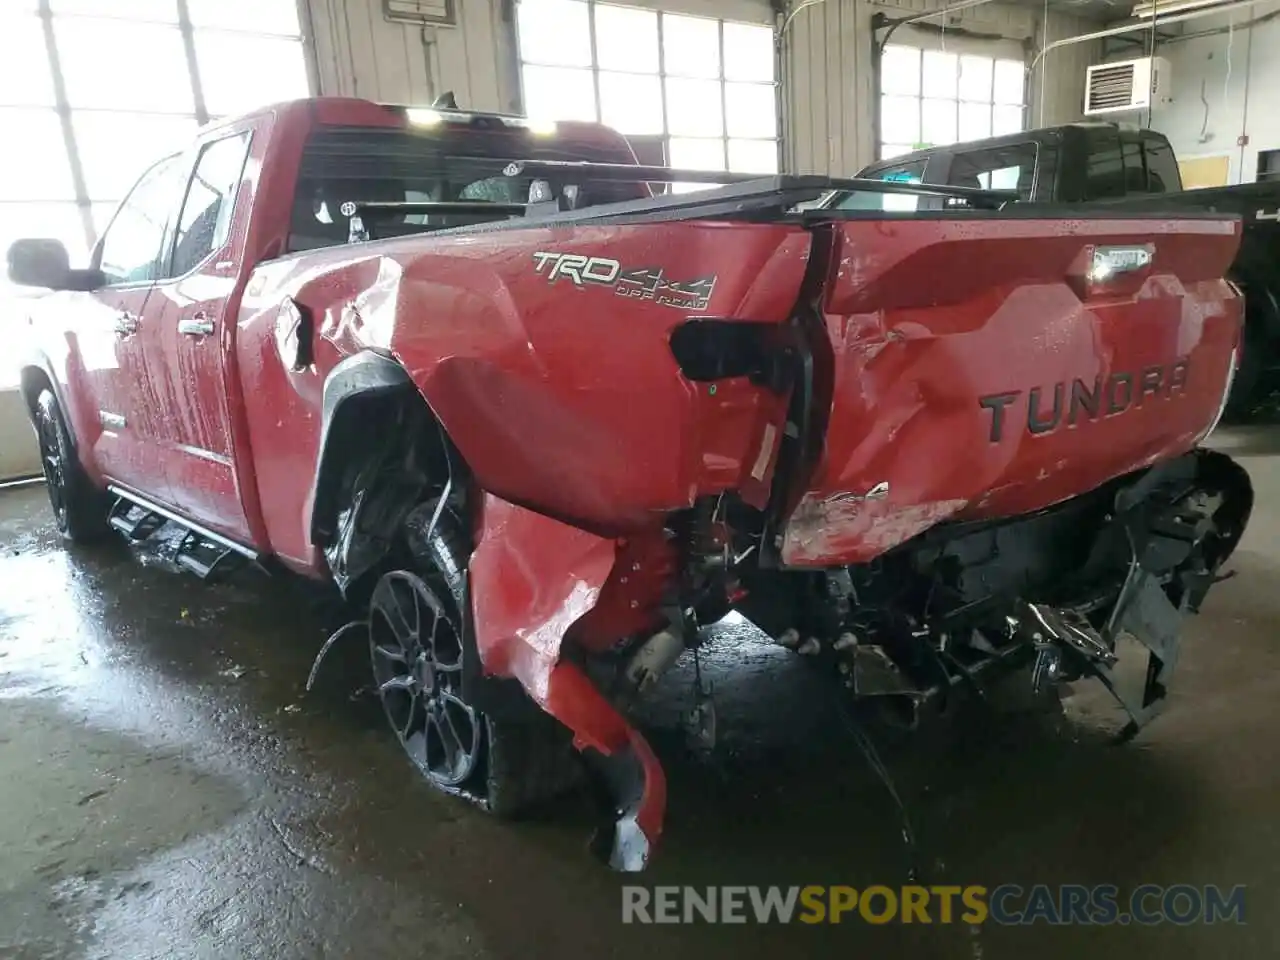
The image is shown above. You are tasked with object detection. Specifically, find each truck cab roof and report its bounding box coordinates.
[860,121,1174,179]
[196,96,636,157]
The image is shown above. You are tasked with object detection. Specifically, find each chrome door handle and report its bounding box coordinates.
[114,312,139,337]
[179,313,215,337]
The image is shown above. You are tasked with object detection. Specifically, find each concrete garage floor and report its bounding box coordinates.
[2,429,1280,959]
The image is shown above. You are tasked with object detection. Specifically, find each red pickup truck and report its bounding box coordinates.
[9,97,1253,870]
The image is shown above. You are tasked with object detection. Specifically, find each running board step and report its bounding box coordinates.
[108,498,167,541]
[105,485,259,582]
[175,531,242,581]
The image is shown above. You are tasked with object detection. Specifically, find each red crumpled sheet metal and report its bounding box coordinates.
[468,493,666,867]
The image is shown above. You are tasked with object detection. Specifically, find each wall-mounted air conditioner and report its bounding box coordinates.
[1084,57,1172,115]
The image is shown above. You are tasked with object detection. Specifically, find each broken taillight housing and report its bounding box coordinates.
[668,319,788,386]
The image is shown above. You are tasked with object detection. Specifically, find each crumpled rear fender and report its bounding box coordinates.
[301,222,809,534]
[468,493,667,869]
[468,494,617,696]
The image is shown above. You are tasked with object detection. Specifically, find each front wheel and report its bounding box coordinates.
[32,389,108,542]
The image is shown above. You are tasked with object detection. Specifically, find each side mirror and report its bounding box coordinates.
[7,238,71,289]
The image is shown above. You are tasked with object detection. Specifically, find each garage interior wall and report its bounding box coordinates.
[0,391,37,482]
[1149,3,1280,186]
[305,0,1098,176]
[303,0,521,111]
[785,0,1099,174]
[302,0,777,111]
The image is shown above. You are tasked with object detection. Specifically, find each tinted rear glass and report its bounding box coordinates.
[1083,129,1126,200]
[288,125,647,252]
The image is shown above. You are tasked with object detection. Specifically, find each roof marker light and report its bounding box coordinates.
[406,108,443,126]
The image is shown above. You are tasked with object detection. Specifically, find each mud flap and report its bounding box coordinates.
[1089,575,1183,740]
[1068,449,1251,739]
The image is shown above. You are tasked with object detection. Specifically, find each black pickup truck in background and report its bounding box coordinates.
[839,123,1280,417]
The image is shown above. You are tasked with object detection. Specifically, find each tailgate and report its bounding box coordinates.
[781,215,1243,567]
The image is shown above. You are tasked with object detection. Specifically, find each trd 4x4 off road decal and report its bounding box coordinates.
[531,251,717,310]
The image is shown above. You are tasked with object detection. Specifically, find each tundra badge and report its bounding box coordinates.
[979,360,1191,442]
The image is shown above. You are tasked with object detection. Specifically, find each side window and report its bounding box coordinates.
[169,132,251,277]
[946,142,1038,200]
[1083,130,1126,200]
[836,159,927,211]
[98,155,183,285]
[1143,137,1181,193]
[871,160,927,183]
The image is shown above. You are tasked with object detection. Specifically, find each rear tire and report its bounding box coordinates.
[32,389,108,543]
[369,499,579,817]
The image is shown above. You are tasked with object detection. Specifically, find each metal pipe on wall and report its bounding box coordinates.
[297,0,325,97]
[1237,18,1254,181]
[1029,0,1270,72]
[1167,7,1280,42]
[775,0,830,172]
[876,0,999,50]
[774,8,789,172]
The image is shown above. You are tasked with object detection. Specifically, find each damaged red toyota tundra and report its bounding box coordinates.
[9,97,1253,871]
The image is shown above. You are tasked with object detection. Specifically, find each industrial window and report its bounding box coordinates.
[0,0,310,386]
[879,45,1025,161]
[515,0,779,190]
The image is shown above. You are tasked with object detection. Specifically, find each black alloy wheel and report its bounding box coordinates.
[35,394,69,528]
[369,570,483,786]
[32,389,107,542]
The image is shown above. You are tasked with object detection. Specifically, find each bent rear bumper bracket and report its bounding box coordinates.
[1092,574,1183,740]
